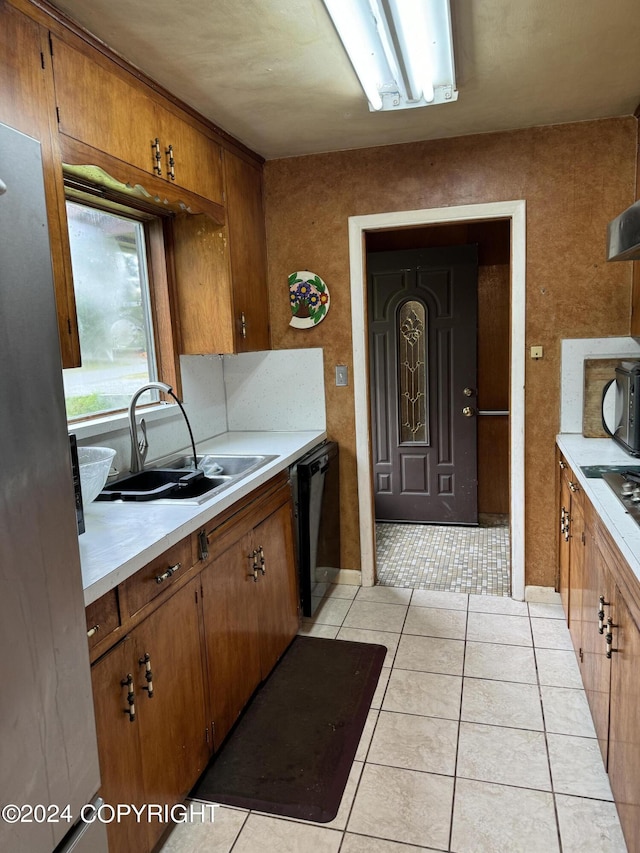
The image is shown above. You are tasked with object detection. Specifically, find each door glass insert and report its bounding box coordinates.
[399,300,429,444]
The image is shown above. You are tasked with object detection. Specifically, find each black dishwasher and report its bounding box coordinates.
[291,441,340,616]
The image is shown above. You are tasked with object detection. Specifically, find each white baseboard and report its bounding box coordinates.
[525,585,562,604]
[335,569,362,586]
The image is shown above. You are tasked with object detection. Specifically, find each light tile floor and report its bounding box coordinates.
[376,521,511,596]
[161,585,628,853]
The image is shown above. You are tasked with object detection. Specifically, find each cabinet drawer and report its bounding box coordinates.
[85,589,120,651]
[121,537,193,618]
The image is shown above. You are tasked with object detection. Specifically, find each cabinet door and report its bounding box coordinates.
[132,577,209,848]
[608,587,640,851]
[568,491,585,654]
[580,538,613,764]
[1,7,80,367]
[91,637,150,853]
[224,150,270,352]
[51,35,158,176]
[558,460,571,619]
[254,500,299,678]
[0,2,48,138]
[201,531,262,747]
[157,104,223,203]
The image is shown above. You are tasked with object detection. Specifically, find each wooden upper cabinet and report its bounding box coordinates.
[155,101,223,202]
[0,0,47,138]
[223,150,271,352]
[0,3,80,368]
[49,34,223,205]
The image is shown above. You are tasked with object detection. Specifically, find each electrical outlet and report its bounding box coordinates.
[335,365,348,386]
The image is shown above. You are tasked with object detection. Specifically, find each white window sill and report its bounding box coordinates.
[68,402,179,441]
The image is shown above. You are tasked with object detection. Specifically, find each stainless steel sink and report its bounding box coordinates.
[97,454,277,504]
[165,453,276,478]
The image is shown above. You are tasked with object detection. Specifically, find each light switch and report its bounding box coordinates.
[530,346,543,360]
[335,365,348,386]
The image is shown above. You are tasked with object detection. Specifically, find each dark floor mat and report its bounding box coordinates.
[191,635,386,823]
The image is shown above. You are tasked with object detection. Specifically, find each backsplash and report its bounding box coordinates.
[224,348,326,431]
[72,348,325,476]
[560,336,640,433]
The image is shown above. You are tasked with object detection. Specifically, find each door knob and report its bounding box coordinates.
[463,387,475,397]
[462,406,476,417]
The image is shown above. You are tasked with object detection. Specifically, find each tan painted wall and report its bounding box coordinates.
[264,118,637,588]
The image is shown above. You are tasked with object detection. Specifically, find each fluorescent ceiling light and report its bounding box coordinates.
[323,0,458,112]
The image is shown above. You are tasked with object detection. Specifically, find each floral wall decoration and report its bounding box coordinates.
[288,270,331,328]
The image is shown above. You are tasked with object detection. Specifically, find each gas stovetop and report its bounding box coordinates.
[601,469,640,524]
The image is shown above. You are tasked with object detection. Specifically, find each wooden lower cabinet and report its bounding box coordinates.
[89,474,299,851]
[579,535,613,764]
[253,500,299,677]
[201,484,299,748]
[557,445,640,851]
[608,587,640,850]
[200,529,262,746]
[91,576,208,853]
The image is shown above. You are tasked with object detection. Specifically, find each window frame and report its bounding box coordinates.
[63,182,181,423]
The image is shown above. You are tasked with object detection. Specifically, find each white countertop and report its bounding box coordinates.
[556,434,640,582]
[80,430,326,605]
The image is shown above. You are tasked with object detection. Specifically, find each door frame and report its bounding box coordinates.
[349,200,526,600]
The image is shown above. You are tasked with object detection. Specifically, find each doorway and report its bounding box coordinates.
[367,243,480,525]
[349,201,526,600]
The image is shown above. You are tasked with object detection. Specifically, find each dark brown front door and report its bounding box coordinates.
[368,245,479,524]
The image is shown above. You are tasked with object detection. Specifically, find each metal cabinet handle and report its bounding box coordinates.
[139,652,154,698]
[605,617,617,658]
[121,674,136,722]
[198,530,209,561]
[240,312,247,339]
[151,137,162,176]
[165,144,175,180]
[257,545,265,576]
[249,550,259,582]
[156,562,181,584]
[87,624,100,639]
[598,595,610,634]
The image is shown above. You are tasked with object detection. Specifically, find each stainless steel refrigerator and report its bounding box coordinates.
[0,122,108,851]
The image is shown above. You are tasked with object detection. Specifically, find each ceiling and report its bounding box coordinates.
[48,0,640,160]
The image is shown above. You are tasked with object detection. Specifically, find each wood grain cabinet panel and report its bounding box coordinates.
[91,577,208,853]
[254,500,299,678]
[50,34,223,205]
[156,103,223,203]
[223,150,270,352]
[200,481,299,747]
[120,535,194,618]
[579,535,613,765]
[608,587,640,851]
[91,636,152,853]
[201,530,262,746]
[0,3,80,367]
[85,587,119,652]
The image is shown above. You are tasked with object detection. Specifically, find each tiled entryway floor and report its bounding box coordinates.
[162,585,627,853]
[376,521,511,596]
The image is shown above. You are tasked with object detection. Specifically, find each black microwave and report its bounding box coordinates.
[603,360,640,456]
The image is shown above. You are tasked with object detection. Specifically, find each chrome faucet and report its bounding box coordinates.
[128,381,199,474]
[128,381,172,473]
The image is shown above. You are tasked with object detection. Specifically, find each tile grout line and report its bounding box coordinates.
[448,599,470,852]
[531,604,565,853]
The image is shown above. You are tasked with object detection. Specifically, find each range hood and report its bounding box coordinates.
[608,199,640,261]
